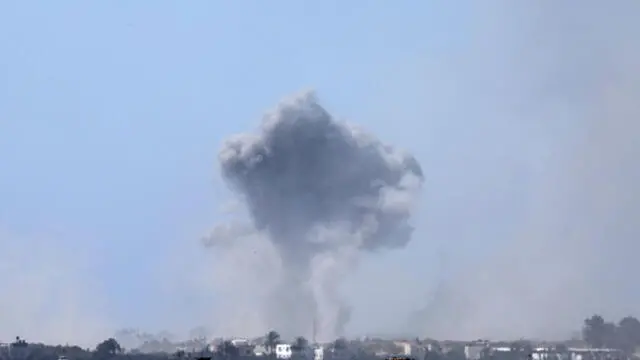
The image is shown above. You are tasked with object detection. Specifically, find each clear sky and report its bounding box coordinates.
[3,0,638,346]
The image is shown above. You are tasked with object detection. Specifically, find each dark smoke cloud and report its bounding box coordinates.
[219,91,422,254]
[207,90,423,340]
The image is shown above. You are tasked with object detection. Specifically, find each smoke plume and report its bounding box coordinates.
[416,0,640,340]
[205,91,423,340]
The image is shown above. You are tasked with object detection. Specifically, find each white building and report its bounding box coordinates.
[254,345,268,356]
[276,344,293,359]
[231,339,249,347]
[465,343,487,360]
[275,343,319,360]
[395,342,412,356]
[230,339,254,357]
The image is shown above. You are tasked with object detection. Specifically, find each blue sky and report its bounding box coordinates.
[0,0,589,341]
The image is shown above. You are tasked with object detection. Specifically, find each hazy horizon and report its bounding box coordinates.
[2,0,639,347]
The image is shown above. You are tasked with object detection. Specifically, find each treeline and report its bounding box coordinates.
[582,315,640,353]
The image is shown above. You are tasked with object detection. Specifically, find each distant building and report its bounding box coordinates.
[273,343,318,360]
[0,343,10,360]
[465,341,488,360]
[395,342,412,356]
[254,345,268,356]
[463,342,626,360]
[276,344,293,359]
[230,339,249,347]
[226,339,254,357]
[567,348,624,360]
[392,341,426,359]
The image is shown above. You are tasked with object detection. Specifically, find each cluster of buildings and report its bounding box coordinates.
[206,339,327,360]
[205,338,429,360]
[464,341,625,360]
[229,338,628,360]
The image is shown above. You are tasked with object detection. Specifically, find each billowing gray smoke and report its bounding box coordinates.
[208,91,423,340]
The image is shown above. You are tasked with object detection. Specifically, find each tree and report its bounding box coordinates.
[583,315,607,348]
[292,337,309,351]
[264,331,281,355]
[616,316,640,354]
[333,338,348,351]
[95,338,122,358]
[215,341,239,360]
